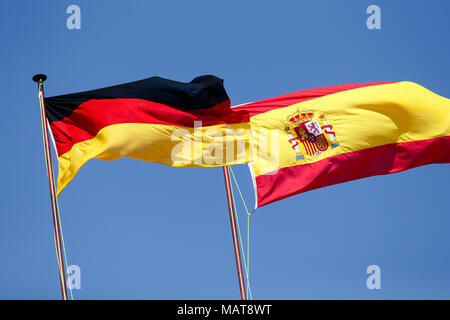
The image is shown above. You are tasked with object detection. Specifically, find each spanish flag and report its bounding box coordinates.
[45,75,250,195]
[233,81,450,208]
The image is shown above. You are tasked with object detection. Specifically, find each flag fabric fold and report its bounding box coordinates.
[233,81,450,208]
[45,75,250,195]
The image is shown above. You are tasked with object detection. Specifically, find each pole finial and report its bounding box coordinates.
[32,74,47,83]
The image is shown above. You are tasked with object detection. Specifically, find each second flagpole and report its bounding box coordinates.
[223,166,247,300]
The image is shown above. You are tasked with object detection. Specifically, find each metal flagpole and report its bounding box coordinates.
[222,166,247,300]
[32,74,68,300]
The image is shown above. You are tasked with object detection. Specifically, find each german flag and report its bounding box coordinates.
[234,81,450,208]
[45,75,250,195]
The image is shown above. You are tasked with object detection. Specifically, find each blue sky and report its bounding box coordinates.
[1,0,449,299]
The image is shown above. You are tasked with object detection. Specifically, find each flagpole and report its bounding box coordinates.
[32,74,68,300]
[222,166,247,300]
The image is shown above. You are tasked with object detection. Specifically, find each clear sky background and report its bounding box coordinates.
[1,0,449,299]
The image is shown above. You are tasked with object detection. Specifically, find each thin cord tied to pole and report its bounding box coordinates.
[229,166,253,299]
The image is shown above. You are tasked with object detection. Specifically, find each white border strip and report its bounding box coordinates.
[247,163,258,210]
[47,119,58,155]
[231,101,253,109]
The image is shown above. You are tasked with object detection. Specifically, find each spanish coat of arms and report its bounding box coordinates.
[284,110,340,160]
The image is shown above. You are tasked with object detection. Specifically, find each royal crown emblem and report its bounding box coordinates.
[284,110,339,160]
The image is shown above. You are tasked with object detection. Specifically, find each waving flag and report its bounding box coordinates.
[45,75,250,195]
[234,81,450,208]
